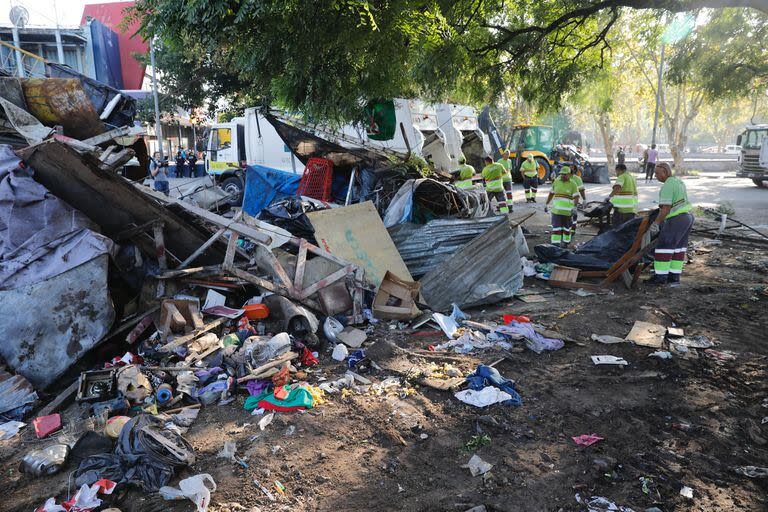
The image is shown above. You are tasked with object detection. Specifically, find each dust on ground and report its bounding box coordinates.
[2,225,767,512]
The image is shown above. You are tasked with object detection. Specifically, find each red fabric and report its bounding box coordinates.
[81,2,148,90]
[271,365,290,387]
[257,400,307,412]
[300,347,319,367]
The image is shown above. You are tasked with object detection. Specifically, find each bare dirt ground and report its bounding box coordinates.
[2,222,768,512]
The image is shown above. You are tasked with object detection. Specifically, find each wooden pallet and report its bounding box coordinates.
[548,217,657,291]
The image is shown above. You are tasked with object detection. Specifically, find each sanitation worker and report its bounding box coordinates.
[544,165,580,247]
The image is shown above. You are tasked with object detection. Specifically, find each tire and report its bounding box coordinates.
[535,157,551,185]
[753,179,766,188]
[221,176,244,205]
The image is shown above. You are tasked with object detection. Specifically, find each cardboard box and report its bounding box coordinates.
[372,271,421,320]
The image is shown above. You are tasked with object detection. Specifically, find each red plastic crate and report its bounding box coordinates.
[296,157,333,201]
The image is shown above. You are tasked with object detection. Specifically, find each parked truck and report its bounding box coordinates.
[205,108,302,204]
[736,124,768,188]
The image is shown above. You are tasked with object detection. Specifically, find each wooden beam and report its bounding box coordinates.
[298,264,356,300]
[160,316,228,352]
[37,380,79,418]
[237,352,298,383]
[223,230,239,268]
[293,239,308,290]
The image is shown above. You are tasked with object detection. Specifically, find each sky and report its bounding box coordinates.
[0,0,116,28]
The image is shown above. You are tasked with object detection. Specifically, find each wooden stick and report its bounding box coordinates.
[37,380,79,418]
[163,404,202,415]
[237,352,299,383]
[160,316,228,352]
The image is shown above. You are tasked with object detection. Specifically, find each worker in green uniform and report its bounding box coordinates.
[544,166,580,247]
[482,155,508,215]
[520,155,539,202]
[453,156,475,189]
[607,163,638,228]
[497,150,514,212]
[569,169,586,238]
[646,162,694,287]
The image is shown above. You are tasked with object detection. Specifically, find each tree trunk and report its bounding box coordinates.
[595,112,615,167]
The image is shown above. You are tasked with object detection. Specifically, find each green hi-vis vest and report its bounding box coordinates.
[497,158,513,183]
[659,176,692,219]
[455,163,475,189]
[610,172,638,213]
[521,159,538,178]
[551,177,579,215]
[482,162,505,192]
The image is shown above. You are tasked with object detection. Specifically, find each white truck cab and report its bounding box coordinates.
[206,108,300,203]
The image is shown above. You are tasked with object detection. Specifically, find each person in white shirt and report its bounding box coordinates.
[645,144,658,182]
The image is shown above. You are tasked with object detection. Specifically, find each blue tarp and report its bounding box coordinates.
[242,165,301,217]
[89,19,124,90]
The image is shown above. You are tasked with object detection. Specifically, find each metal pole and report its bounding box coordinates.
[11,26,25,77]
[149,36,164,158]
[651,44,665,146]
[53,0,65,64]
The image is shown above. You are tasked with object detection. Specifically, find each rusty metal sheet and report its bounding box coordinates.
[21,78,103,139]
[0,369,37,417]
[0,255,114,390]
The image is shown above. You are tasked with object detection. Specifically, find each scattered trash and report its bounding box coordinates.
[332,343,349,361]
[462,454,493,476]
[670,335,714,349]
[0,420,25,440]
[217,440,238,462]
[571,288,596,297]
[591,355,628,366]
[572,434,604,446]
[574,493,634,512]
[21,444,70,476]
[337,326,367,348]
[733,466,768,478]
[33,414,62,438]
[679,485,694,499]
[455,387,514,408]
[259,412,275,431]
[591,334,626,344]
[323,317,345,343]
[625,321,666,348]
[253,479,276,501]
[648,351,672,359]
[160,474,217,512]
[704,349,737,362]
[464,365,522,406]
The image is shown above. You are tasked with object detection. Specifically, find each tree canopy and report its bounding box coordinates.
[129,0,767,121]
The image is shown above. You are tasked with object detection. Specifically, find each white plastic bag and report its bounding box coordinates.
[160,474,217,512]
[332,343,349,361]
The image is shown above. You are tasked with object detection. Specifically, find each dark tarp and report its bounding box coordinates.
[242,164,301,217]
[534,213,658,271]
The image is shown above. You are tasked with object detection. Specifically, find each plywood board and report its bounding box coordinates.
[625,320,666,348]
[308,201,412,288]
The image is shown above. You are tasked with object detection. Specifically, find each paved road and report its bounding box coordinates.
[516,172,768,229]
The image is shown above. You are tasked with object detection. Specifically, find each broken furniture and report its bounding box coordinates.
[542,216,657,291]
[372,271,421,320]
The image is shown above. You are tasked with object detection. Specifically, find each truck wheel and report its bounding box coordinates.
[221,176,244,205]
[536,157,551,185]
[753,179,766,188]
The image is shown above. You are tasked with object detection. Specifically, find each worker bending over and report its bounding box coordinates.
[646,162,694,287]
[482,156,508,214]
[497,150,514,212]
[544,166,580,247]
[453,156,475,189]
[570,169,586,237]
[521,155,539,202]
[607,163,638,228]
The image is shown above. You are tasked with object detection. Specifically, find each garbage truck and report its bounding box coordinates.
[736,125,768,187]
[205,108,302,204]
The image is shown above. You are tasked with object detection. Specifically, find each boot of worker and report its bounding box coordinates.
[644,273,668,286]
[667,273,680,287]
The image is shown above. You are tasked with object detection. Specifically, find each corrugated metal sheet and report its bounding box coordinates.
[0,369,37,416]
[419,217,524,311]
[388,217,501,277]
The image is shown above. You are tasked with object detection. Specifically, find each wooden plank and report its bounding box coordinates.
[223,230,239,268]
[37,380,79,418]
[153,223,167,270]
[225,266,284,294]
[307,201,412,288]
[178,227,226,270]
[298,264,355,300]
[294,239,308,290]
[237,352,299,383]
[160,316,228,352]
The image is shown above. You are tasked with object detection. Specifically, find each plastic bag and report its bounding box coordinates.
[332,343,348,361]
[160,474,217,512]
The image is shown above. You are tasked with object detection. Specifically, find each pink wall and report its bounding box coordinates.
[81,1,148,90]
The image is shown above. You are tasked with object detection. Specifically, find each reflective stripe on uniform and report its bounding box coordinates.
[552,194,574,215]
[455,179,474,189]
[485,178,504,192]
[610,192,638,213]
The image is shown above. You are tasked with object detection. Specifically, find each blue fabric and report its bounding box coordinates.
[243,165,302,217]
[465,365,522,406]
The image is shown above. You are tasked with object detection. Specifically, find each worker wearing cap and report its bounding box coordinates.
[482,156,508,214]
[646,162,694,286]
[569,169,586,237]
[453,156,476,189]
[545,166,580,246]
[497,150,514,212]
[607,163,638,228]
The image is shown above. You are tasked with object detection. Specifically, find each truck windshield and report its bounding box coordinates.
[537,127,553,148]
[744,129,768,149]
[212,128,232,151]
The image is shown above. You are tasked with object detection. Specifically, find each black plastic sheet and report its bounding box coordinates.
[257,197,325,243]
[534,213,657,271]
